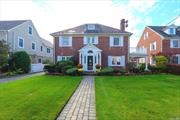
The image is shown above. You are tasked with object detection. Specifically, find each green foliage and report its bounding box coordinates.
[13,51,31,73]
[0,40,9,69]
[119,69,128,74]
[99,67,114,75]
[61,65,74,74]
[42,59,53,64]
[56,60,74,67]
[66,67,78,75]
[154,55,168,71]
[127,62,137,72]
[138,63,145,72]
[44,64,56,73]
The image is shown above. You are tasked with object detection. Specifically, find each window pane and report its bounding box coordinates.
[29,27,32,34]
[173,40,178,48]
[19,39,23,47]
[113,38,120,45]
[170,28,174,34]
[32,43,35,50]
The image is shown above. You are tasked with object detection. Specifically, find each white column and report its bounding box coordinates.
[79,53,81,64]
[145,56,148,71]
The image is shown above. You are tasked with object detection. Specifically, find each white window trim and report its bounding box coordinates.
[84,36,98,44]
[31,42,36,51]
[57,56,72,61]
[170,39,180,48]
[28,25,33,35]
[59,36,72,47]
[110,36,124,47]
[18,37,24,48]
[108,56,125,67]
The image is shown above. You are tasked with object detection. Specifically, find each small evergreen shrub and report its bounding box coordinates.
[154,55,168,72]
[66,67,78,75]
[62,65,74,74]
[99,67,114,75]
[44,64,56,73]
[13,51,31,73]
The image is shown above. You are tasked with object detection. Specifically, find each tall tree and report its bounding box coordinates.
[0,40,9,69]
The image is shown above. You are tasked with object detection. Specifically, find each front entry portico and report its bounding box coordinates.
[79,44,102,72]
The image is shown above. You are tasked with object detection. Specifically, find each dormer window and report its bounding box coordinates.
[169,28,175,35]
[87,24,95,30]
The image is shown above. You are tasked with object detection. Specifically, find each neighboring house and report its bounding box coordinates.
[50,19,132,72]
[0,20,53,72]
[137,24,180,64]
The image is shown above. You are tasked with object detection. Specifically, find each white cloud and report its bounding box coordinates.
[0,0,157,47]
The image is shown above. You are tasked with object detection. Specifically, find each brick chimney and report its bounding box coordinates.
[120,19,125,31]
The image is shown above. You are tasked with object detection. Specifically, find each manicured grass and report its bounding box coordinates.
[95,74,180,120]
[0,75,81,120]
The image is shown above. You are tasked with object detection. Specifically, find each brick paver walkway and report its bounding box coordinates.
[57,76,96,120]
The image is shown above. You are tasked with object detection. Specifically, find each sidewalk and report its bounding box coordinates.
[57,76,96,120]
[0,72,45,83]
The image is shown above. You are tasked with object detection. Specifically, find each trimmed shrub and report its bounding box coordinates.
[119,69,128,74]
[13,51,31,73]
[99,67,114,75]
[66,67,78,75]
[154,55,168,72]
[44,64,56,73]
[77,64,83,68]
[62,65,74,74]
[148,65,161,73]
[167,64,180,75]
[56,60,74,68]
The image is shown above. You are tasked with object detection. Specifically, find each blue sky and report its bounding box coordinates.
[0,0,179,46]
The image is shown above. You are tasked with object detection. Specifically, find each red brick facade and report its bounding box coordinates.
[54,35,129,67]
[137,27,180,63]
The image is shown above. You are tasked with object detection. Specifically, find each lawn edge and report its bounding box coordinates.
[54,77,82,120]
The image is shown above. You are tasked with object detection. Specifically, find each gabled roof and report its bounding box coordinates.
[41,38,53,48]
[79,44,102,52]
[148,25,180,38]
[0,20,29,30]
[50,24,132,36]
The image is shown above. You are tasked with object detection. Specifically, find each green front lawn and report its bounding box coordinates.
[0,75,81,120]
[96,74,180,120]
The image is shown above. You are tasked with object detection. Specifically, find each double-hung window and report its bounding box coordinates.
[108,56,125,66]
[173,55,180,64]
[32,42,36,50]
[47,48,51,53]
[110,36,123,47]
[59,36,72,47]
[84,36,98,44]
[170,39,180,48]
[150,42,156,51]
[18,37,24,48]
[57,56,72,61]
[28,26,33,35]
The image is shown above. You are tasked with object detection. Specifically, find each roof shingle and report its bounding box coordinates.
[0,20,29,30]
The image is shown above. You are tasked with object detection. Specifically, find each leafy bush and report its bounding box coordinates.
[139,63,145,72]
[42,59,53,64]
[154,55,168,72]
[119,69,128,74]
[127,62,137,72]
[1,64,9,73]
[44,64,56,73]
[13,51,31,73]
[66,67,78,75]
[62,65,74,74]
[167,64,180,75]
[95,64,101,69]
[99,67,114,75]
[56,60,74,68]
[148,65,161,73]
[77,64,83,68]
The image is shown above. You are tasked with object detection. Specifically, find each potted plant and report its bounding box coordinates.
[77,64,83,74]
[95,64,101,73]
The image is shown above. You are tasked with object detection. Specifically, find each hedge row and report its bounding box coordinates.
[166,64,180,75]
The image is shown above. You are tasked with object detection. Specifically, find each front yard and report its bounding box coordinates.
[0,75,81,120]
[96,74,180,120]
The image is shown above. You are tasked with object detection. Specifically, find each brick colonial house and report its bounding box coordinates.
[137,24,180,64]
[50,20,132,71]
